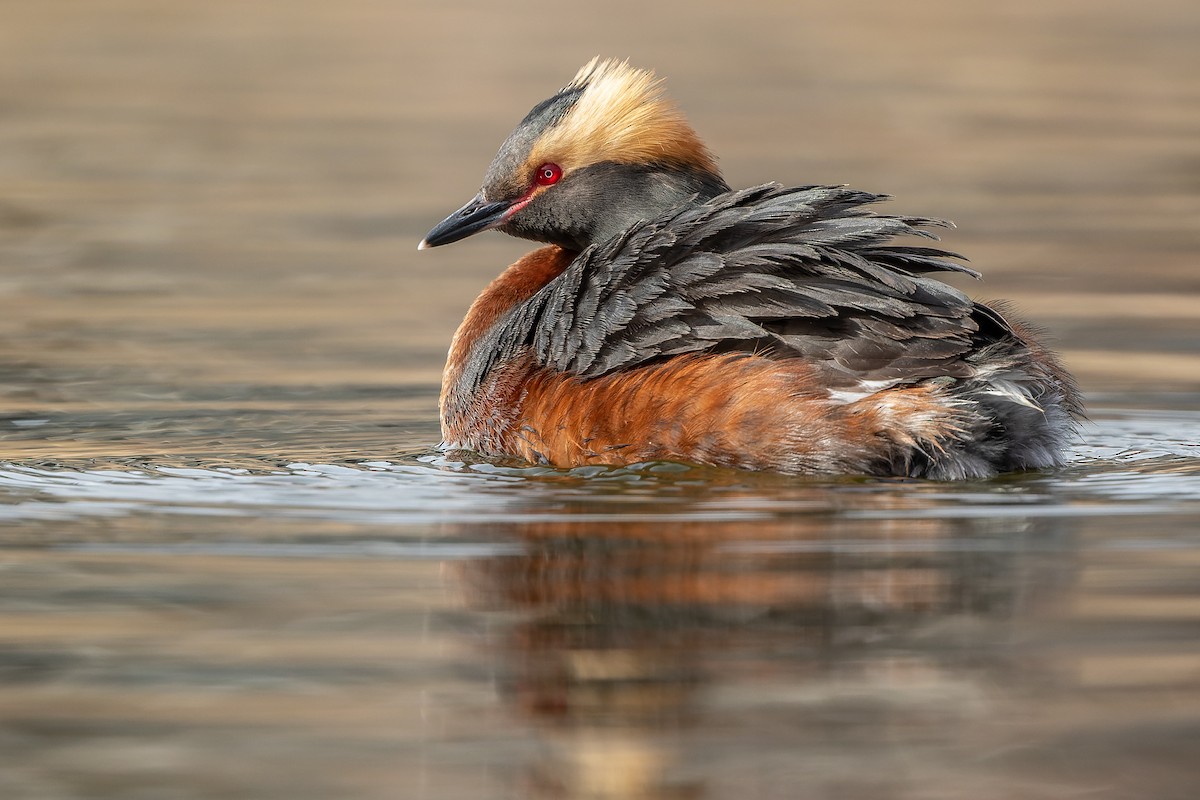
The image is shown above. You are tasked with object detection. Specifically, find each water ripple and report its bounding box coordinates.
[0,409,1197,528]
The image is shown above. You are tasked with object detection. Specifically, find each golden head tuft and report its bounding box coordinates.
[526,58,720,178]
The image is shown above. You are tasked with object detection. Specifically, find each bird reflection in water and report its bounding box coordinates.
[452,494,1067,799]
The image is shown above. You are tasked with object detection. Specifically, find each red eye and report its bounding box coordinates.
[535,163,562,186]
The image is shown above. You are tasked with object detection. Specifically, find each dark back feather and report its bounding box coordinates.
[457,184,997,399]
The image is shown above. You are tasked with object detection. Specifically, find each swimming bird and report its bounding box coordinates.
[419,58,1081,479]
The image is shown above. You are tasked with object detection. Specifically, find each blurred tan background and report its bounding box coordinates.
[1,0,1197,441]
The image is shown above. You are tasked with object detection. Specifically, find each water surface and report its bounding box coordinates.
[2,408,1198,799]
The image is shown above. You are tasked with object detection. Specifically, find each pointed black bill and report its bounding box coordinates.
[418,193,513,250]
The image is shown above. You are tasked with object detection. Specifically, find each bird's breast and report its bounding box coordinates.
[440,245,575,443]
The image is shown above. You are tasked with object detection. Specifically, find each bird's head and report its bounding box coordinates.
[419,58,729,253]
